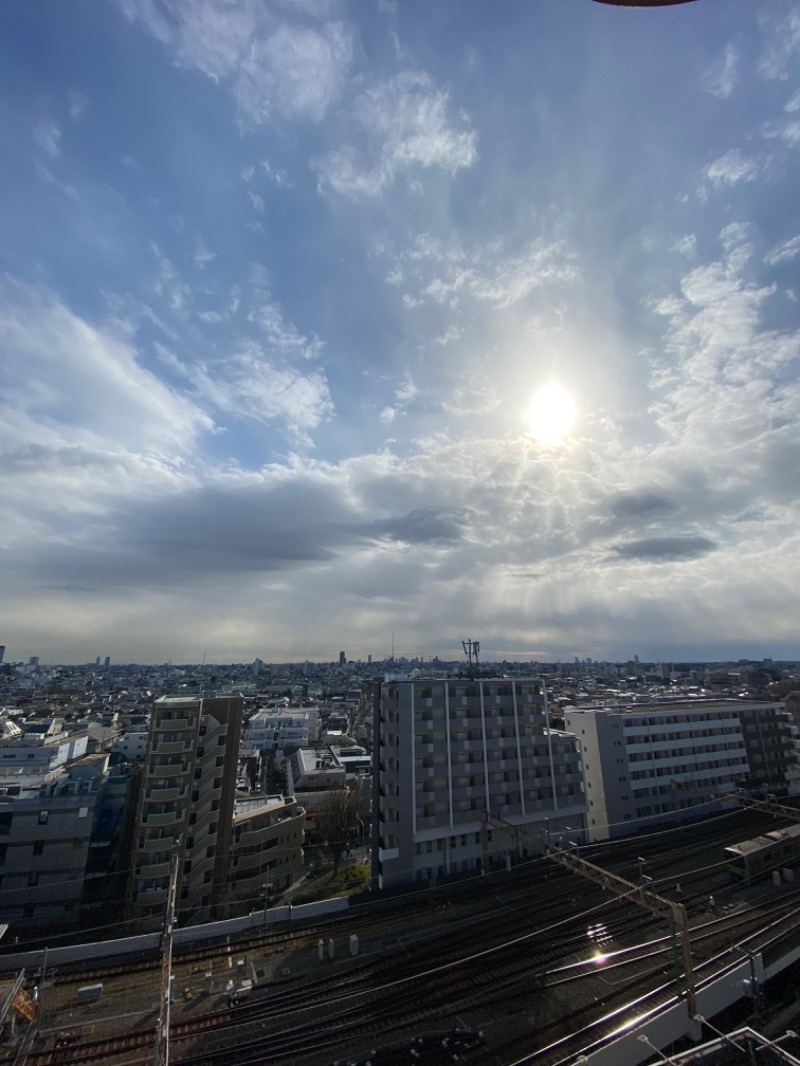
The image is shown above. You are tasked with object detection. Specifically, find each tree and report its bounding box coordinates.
[316,785,362,874]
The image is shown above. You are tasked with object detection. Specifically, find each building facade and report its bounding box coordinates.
[243,708,319,753]
[376,677,587,888]
[0,754,137,929]
[129,695,243,925]
[227,794,305,910]
[737,703,800,795]
[564,701,798,841]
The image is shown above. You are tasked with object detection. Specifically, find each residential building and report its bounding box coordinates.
[226,794,305,910]
[376,677,587,888]
[737,703,800,795]
[0,719,89,785]
[287,747,347,792]
[109,731,149,761]
[128,695,243,925]
[243,707,319,753]
[564,701,797,841]
[0,754,138,929]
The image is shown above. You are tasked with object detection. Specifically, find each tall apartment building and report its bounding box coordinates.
[376,677,587,888]
[129,696,243,925]
[564,701,798,842]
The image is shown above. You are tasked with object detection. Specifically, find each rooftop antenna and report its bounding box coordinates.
[462,639,480,675]
[198,650,206,700]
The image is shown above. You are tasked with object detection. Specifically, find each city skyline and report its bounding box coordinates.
[2,1,800,664]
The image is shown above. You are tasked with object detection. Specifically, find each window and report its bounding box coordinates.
[38,810,49,825]
[78,807,88,819]
[28,871,39,887]
[33,840,44,856]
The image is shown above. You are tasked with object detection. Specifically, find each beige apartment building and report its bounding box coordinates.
[129,695,243,925]
[377,677,587,888]
[228,794,305,911]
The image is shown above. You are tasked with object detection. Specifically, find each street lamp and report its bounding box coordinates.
[638,856,647,884]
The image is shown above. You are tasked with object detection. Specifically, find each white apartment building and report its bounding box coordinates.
[377,677,587,888]
[564,702,780,841]
[243,708,319,752]
[0,720,89,785]
[109,731,148,761]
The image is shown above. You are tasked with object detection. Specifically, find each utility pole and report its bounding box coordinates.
[155,853,180,1066]
[728,791,800,823]
[546,841,697,1023]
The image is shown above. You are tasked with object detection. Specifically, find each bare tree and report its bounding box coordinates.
[316,785,362,873]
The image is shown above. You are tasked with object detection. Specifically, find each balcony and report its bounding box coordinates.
[152,740,194,755]
[146,786,185,803]
[135,858,171,879]
[135,885,167,906]
[140,832,179,853]
[154,716,195,731]
[142,810,182,828]
[147,761,191,778]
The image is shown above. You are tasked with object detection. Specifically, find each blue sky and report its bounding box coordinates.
[1,0,800,665]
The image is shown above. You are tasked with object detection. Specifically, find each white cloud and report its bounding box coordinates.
[33,119,61,157]
[0,278,211,457]
[703,43,739,99]
[193,239,216,269]
[785,88,800,112]
[248,190,265,213]
[387,233,576,311]
[764,234,800,266]
[758,4,800,81]
[185,342,333,443]
[704,147,760,187]
[433,324,464,346]
[761,117,800,147]
[672,234,697,259]
[236,21,352,124]
[116,0,352,125]
[260,159,292,187]
[247,295,324,361]
[316,71,477,197]
[68,91,88,120]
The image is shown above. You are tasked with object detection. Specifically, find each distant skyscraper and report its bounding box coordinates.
[95,656,101,666]
[368,654,372,665]
[104,656,111,669]
[339,650,346,665]
[28,656,39,667]
[0,646,5,664]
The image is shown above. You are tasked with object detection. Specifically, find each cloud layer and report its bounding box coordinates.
[1,0,799,663]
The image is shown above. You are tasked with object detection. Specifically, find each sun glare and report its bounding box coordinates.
[528,383,577,444]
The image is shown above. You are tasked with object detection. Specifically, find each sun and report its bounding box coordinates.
[528,383,577,444]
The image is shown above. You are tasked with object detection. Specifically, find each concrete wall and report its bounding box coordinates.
[0,895,349,973]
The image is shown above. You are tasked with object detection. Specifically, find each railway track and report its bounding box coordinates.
[18,888,800,1066]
